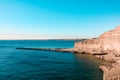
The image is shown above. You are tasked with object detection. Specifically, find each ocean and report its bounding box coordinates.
[0,40,110,80]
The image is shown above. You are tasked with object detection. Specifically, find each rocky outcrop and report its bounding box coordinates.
[16,26,120,80]
[74,26,120,80]
[74,26,120,62]
[16,47,75,53]
[100,61,120,80]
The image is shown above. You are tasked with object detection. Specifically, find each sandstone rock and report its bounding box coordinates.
[100,63,120,80]
[74,26,120,80]
[74,26,120,61]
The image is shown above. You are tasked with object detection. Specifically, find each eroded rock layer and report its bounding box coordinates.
[74,26,120,80]
[100,62,120,80]
[74,26,120,62]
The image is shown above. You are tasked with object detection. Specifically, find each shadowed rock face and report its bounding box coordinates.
[74,26,120,80]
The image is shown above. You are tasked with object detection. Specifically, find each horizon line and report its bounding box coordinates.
[0,38,89,40]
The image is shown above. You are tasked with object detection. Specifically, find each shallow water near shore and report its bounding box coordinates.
[0,40,111,80]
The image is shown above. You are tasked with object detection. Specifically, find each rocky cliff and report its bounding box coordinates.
[74,26,120,62]
[74,26,120,80]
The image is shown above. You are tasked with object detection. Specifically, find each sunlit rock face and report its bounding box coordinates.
[74,26,120,61]
[74,26,120,80]
[100,61,120,80]
[100,26,120,52]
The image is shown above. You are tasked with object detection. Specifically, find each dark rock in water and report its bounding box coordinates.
[16,47,75,53]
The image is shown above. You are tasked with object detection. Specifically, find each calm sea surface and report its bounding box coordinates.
[0,40,110,80]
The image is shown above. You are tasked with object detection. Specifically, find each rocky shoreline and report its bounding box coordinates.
[16,26,120,80]
[74,26,120,80]
[16,47,75,53]
[16,47,116,80]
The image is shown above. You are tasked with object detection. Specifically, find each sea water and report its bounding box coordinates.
[0,40,110,80]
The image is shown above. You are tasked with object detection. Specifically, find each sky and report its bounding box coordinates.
[0,0,120,39]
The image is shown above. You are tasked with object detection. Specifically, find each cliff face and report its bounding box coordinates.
[74,26,120,80]
[74,26,120,62]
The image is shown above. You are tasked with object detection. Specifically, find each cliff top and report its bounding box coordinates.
[115,26,120,30]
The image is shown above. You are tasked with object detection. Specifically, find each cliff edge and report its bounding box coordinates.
[74,26,120,62]
[74,26,120,80]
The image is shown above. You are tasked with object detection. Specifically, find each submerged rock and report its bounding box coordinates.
[16,47,75,53]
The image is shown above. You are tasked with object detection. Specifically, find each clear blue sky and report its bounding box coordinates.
[0,0,120,39]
